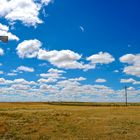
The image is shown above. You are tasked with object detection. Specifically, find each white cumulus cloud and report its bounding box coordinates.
[0,0,52,27]
[120,54,140,77]
[39,68,66,83]
[87,52,115,64]
[0,23,19,41]
[16,66,34,72]
[120,78,140,85]
[16,39,42,58]
[38,49,95,70]
[120,78,135,84]
[95,78,107,83]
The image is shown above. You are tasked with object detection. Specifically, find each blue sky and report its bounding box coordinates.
[0,0,140,102]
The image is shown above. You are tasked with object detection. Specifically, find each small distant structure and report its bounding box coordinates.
[0,36,8,43]
[124,86,128,106]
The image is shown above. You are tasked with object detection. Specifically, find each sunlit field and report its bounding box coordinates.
[0,102,140,140]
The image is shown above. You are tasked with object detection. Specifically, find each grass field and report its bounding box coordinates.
[0,102,140,140]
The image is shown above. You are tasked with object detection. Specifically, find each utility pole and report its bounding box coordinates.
[124,86,128,106]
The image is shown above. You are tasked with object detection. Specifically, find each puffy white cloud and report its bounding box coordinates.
[0,78,5,84]
[16,39,42,58]
[0,78,13,85]
[120,54,136,64]
[16,66,34,72]
[0,23,9,31]
[38,49,95,70]
[0,0,52,27]
[120,54,140,77]
[40,73,56,78]
[127,87,135,90]
[16,46,113,71]
[38,78,57,83]
[39,84,59,94]
[123,66,140,77]
[69,77,86,82]
[87,52,115,64]
[13,78,30,84]
[39,68,66,83]
[48,68,65,74]
[38,78,55,83]
[0,77,140,102]
[56,79,81,88]
[120,78,135,84]
[95,78,107,83]
[38,49,81,64]
[0,23,19,41]
[56,80,114,98]
[0,48,4,56]
[120,78,140,85]
[0,78,37,85]
[11,84,30,90]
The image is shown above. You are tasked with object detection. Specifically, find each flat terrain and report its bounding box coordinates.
[0,102,140,140]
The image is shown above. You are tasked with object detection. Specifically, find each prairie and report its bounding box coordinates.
[0,102,140,140]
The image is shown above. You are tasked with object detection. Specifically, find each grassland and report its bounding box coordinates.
[0,102,140,140]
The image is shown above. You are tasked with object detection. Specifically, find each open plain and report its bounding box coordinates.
[0,102,140,140]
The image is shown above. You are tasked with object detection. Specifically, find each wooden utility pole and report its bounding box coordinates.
[124,86,128,106]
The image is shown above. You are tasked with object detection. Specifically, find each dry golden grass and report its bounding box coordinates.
[0,102,140,140]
